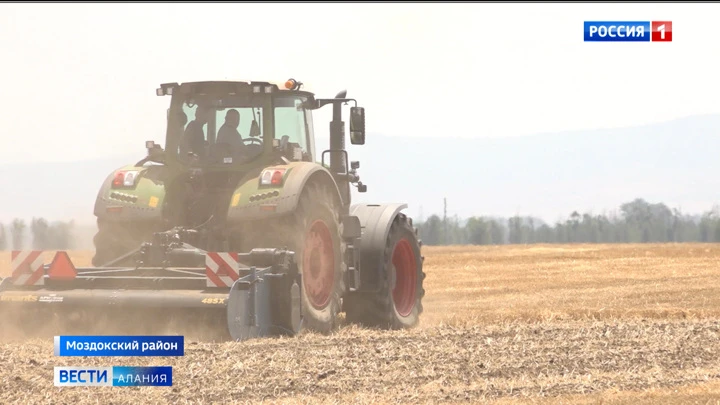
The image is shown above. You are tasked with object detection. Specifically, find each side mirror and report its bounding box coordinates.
[349,107,365,145]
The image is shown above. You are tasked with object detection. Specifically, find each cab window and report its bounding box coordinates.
[175,97,265,164]
[274,96,309,160]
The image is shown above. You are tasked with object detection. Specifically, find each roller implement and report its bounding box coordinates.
[0,79,425,341]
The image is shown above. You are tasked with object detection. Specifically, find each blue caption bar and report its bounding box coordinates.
[54,366,173,386]
[584,21,650,42]
[54,335,184,356]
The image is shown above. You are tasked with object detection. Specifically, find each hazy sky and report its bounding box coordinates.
[1,3,718,164]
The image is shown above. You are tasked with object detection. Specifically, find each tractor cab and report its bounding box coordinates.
[139,79,368,230]
[155,79,318,170]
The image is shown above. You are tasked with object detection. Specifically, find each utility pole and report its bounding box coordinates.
[443,197,447,245]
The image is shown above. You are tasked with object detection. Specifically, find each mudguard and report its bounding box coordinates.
[226,161,344,222]
[349,203,409,293]
[93,163,167,222]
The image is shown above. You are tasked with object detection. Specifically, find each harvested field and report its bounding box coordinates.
[1,243,720,404]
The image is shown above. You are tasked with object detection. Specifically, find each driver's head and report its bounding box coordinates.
[225,109,240,128]
[194,106,210,124]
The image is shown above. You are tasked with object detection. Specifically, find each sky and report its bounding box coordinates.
[1,2,718,165]
[1,2,719,231]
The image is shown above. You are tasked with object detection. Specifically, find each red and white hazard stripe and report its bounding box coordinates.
[11,250,45,286]
[205,252,240,287]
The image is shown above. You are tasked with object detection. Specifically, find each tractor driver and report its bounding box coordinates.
[215,109,246,156]
[180,105,210,158]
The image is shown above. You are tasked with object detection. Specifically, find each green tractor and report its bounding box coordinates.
[0,78,425,340]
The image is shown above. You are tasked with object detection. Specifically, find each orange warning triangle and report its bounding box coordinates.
[48,251,77,279]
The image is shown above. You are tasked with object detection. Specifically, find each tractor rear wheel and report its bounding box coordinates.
[345,213,425,329]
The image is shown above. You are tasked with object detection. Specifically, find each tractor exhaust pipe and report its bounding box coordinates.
[329,90,347,176]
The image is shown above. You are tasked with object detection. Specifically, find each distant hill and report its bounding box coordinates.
[345,113,720,223]
[1,113,719,249]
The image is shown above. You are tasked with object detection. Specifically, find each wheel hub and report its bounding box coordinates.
[391,238,418,317]
[302,219,335,309]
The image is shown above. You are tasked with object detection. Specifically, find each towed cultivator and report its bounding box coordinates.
[0,228,301,341]
[0,78,425,341]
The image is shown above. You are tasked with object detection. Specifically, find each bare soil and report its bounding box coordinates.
[1,244,720,404]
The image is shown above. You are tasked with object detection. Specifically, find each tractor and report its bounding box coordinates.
[0,78,425,340]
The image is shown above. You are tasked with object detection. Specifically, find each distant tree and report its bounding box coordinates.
[418,215,443,245]
[579,213,596,243]
[535,224,555,243]
[411,197,720,246]
[31,217,50,249]
[568,211,581,242]
[487,219,505,245]
[11,218,25,250]
[554,221,568,243]
[0,223,6,250]
[444,215,466,245]
[508,216,523,244]
[526,217,536,243]
[668,208,681,242]
[48,220,74,250]
[466,217,490,245]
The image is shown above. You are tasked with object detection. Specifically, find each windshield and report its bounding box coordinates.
[170,93,267,165]
[167,91,315,165]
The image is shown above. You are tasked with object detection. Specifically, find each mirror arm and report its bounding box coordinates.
[309,98,357,110]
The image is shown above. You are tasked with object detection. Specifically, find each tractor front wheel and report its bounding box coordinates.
[290,183,346,333]
[245,182,347,334]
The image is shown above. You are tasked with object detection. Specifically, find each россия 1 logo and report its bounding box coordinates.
[584,21,672,42]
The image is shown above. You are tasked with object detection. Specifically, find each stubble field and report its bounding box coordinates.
[1,243,720,404]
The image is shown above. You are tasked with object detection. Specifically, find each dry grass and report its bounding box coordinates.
[1,243,720,404]
[421,243,720,326]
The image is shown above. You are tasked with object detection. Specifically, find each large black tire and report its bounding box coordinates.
[239,182,346,334]
[344,213,425,329]
[92,219,155,267]
[290,182,346,333]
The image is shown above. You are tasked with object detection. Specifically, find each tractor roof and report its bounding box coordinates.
[157,79,311,96]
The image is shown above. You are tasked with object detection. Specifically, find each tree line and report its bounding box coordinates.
[1,198,719,250]
[417,198,720,245]
[0,218,75,251]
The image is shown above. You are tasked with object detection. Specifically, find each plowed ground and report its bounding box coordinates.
[1,243,720,404]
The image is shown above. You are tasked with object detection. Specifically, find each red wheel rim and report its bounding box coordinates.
[302,219,335,310]
[392,238,417,317]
